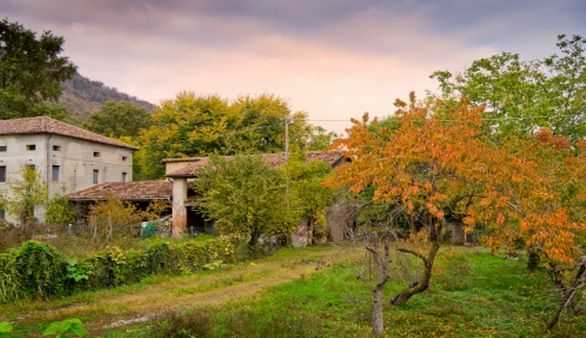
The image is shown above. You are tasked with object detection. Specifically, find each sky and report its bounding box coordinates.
[2,0,585,133]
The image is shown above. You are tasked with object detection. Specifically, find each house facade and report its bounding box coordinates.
[0,116,136,224]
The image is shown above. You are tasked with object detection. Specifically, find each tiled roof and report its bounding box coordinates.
[165,151,346,178]
[0,116,138,150]
[68,180,171,201]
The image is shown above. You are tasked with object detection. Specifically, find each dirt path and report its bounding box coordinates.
[1,244,362,335]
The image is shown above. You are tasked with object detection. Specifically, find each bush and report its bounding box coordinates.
[0,236,240,303]
[0,253,20,303]
[14,241,68,299]
[46,195,77,226]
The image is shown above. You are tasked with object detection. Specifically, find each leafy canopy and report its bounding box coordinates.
[5,166,47,225]
[432,34,586,142]
[134,93,333,179]
[195,155,300,247]
[0,18,76,119]
[85,100,151,138]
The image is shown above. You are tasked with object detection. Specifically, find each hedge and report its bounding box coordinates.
[0,236,238,303]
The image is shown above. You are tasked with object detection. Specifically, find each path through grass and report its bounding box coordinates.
[0,243,362,336]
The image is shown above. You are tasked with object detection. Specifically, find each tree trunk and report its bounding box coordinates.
[107,213,113,241]
[527,249,540,272]
[391,240,441,306]
[372,285,385,336]
[451,223,465,245]
[248,229,261,249]
[547,258,586,330]
[367,238,391,337]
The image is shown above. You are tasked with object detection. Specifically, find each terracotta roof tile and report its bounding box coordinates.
[68,180,171,201]
[0,116,138,150]
[165,151,345,178]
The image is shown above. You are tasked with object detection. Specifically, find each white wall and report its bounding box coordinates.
[0,134,133,224]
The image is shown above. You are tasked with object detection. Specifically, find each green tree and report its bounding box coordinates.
[282,151,334,242]
[0,18,76,119]
[85,101,151,138]
[432,34,586,142]
[195,155,299,248]
[46,195,77,226]
[6,166,47,226]
[136,93,323,179]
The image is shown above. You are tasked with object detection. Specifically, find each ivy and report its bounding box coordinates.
[0,236,240,303]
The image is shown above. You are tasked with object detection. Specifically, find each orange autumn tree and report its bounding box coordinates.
[478,129,586,329]
[326,96,517,306]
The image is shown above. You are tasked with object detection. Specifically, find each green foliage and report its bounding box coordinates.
[135,93,328,179]
[46,195,77,225]
[85,101,151,138]
[66,260,90,283]
[0,237,239,303]
[149,249,585,337]
[195,155,299,247]
[0,322,13,338]
[6,166,47,226]
[14,241,67,299]
[0,18,76,119]
[0,253,20,303]
[87,197,143,242]
[432,34,586,142]
[282,151,334,241]
[43,318,87,338]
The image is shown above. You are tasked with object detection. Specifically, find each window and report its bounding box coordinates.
[0,146,6,152]
[26,144,36,151]
[121,156,128,161]
[0,166,5,183]
[52,165,60,182]
[93,169,99,184]
[122,172,127,183]
[0,209,5,220]
[52,145,61,151]
[93,151,101,158]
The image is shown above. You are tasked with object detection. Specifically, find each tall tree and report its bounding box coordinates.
[194,155,299,249]
[432,34,586,142]
[85,101,151,138]
[325,96,542,308]
[135,93,324,179]
[0,18,76,119]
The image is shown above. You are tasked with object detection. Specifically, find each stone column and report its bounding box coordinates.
[171,178,188,238]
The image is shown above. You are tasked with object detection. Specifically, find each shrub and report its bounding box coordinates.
[14,241,67,299]
[0,236,240,303]
[195,155,300,248]
[0,253,20,303]
[46,195,77,226]
[87,196,143,242]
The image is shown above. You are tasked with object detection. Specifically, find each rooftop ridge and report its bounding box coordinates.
[0,116,138,150]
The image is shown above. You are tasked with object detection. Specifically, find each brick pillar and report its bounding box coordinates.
[171,178,188,238]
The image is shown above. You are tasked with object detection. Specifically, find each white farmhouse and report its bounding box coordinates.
[0,116,136,223]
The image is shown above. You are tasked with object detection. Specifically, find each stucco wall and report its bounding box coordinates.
[0,134,133,224]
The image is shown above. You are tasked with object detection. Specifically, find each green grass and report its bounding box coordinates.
[122,247,585,338]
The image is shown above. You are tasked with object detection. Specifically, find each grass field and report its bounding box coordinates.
[2,244,585,337]
[114,247,586,338]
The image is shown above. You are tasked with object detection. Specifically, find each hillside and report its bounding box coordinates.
[59,72,155,119]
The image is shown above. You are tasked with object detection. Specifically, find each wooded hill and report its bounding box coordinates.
[59,72,155,119]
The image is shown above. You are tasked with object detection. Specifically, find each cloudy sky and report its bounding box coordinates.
[2,0,585,132]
